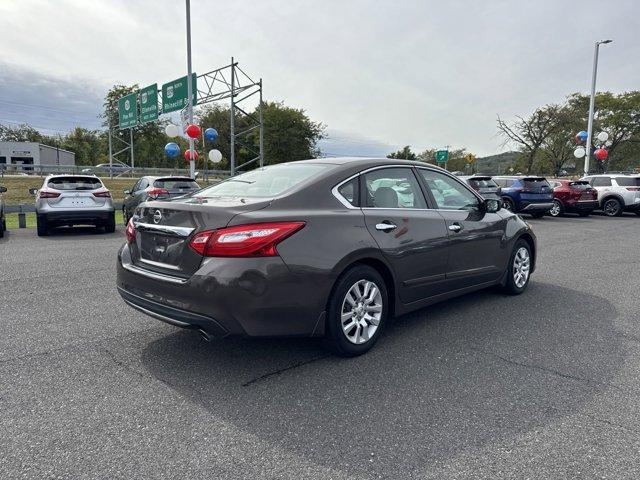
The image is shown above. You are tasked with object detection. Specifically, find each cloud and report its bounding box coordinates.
[1,0,639,155]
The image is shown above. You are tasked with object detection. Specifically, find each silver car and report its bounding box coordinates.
[581,174,640,216]
[31,175,115,236]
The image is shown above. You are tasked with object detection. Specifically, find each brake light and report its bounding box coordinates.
[125,218,136,243]
[93,190,111,198]
[147,187,169,199]
[39,190,60,198]
[189,222,306,257]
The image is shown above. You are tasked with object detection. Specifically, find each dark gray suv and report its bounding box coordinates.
[117,158,536,356]
[122,176,201,223]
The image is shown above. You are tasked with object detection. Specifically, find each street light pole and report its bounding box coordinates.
[185,0,195,179]
[584,39,612,175]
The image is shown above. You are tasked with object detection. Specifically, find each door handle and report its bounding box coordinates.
[448,223,462,232]
[375,222,397,232]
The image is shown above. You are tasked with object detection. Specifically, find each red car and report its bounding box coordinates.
[548,179,599,217]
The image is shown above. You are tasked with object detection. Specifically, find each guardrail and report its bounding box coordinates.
[0,164,230,180]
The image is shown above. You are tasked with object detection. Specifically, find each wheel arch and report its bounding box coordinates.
[600,194,625,207]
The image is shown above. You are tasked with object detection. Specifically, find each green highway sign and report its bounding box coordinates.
[161,73,197,113]
[139,83,158,123]
[435,150,449,164]
[117,92,138,129]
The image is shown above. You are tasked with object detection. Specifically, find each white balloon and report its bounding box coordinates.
[165,124,181,138]
[574,146,586,158]
[597,131,609,142]
[208,149,223,163]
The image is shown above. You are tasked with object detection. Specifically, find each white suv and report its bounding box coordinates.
[581,174,640,217]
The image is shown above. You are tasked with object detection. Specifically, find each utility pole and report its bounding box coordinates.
[584,39,612,175]
[230,57,236,176]
[185,0,195,179]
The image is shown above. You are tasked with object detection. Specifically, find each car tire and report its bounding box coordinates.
[104,212,116,233]
[0,218,4,238]
[36,214,49,237]
[502,239,532,295]
[324,265,388,357]
[602,198,623,217]
[502,197,515,212]
[549,200,563,217]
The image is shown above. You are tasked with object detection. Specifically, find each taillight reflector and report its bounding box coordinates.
[125,218,136,243]
[189,222,306,257]
[39,190,60,198]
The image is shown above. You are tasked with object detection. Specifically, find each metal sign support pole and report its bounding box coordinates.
[185,0,195,179]
[259,78,264,168]
[230,57,236,176]
[130,128,135,171]
[108,122,113,179]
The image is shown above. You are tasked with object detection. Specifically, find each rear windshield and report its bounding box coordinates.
[197,163,331,198]
[468,177,498,189]
[523,178,550,189]
[154,178,200,190]
[615,177,640,187]
[568,181,591,190]
[47,176,102,190]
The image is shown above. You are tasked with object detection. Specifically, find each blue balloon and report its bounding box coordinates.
[204,128,219,142]
[164,142,180,158]
[577,130,588,141]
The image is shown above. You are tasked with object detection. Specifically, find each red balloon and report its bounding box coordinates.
[184,149,199,161]
[185,124,201,139]
[594,148,608,161]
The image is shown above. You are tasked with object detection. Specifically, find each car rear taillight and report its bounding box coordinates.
[147,187,169,199]
[39,190,60,198]
[125,218,136,243]
[189,222,306,257]
[93,190,111,198]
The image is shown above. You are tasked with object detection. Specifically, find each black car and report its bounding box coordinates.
[0,185,6,238]
[122,176,201,223]
[117,158,537,356]
[459,175,502,201]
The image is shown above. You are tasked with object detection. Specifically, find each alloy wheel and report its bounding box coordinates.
[513,247,530,288]
[340,279,383,345]
[604,199,620,216]
[550,201,561,217]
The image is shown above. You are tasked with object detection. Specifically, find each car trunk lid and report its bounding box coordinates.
[130,196,271,278]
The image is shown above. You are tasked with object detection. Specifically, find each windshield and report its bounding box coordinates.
[468,178,498,189]
[197,164,331,198]
[615,177,640,187]
[154,178,200,190]
[47,176,102,190]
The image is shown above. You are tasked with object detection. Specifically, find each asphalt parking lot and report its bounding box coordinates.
[1,214,639,479]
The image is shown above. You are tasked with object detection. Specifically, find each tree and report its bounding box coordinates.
[0,123,49,142]
[387,146,417,160]
[497,105,561,174]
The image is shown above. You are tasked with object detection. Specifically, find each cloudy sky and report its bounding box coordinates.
[0,0,638,156]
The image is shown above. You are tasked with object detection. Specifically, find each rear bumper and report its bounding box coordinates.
[566,200,599,211]
[40,209,114,223]
[519,202,554,212]
[116,243,325,338]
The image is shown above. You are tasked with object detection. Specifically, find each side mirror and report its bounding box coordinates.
[29,188,38,195]
[123,189,131,195]
[484,198,502,213]
[0,186,6,193]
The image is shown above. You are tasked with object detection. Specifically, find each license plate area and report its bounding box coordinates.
[139,232,185,269]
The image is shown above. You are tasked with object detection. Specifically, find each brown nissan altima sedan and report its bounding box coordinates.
[117,158,536,356]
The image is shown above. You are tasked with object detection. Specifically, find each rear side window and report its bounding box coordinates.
[154,178,200,189]
[614,177,640,187]
[47,176,102,190]
[336,178,359,206]
[363,168,427,209]
[198,163,331,198]
[591,177,612,187]
[468,178,498,189]
[523,178,550,189]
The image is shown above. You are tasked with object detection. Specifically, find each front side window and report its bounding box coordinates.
[198,163,331,198]
[418,170,479,211]
[362,168,426,209]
